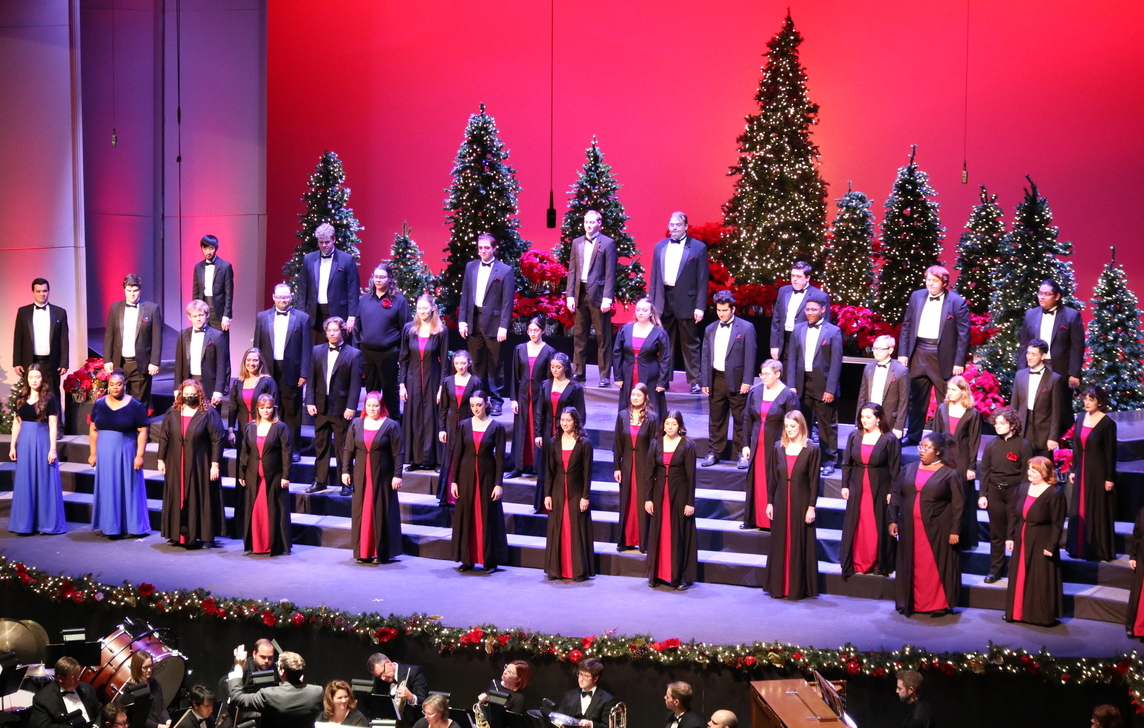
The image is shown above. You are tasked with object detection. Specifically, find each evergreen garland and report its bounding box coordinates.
[385,223,437,301]
[954,185,1005,315]
[1085,247,1144,411]
[281,151,363,294]
[822,184,874,307]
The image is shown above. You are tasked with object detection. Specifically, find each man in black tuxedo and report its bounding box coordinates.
[193,235,234,387]
[458,233,515,415]
[103,274,163,409]
[227,649,322,728]
[856,334,909,438]
[662,682,704,728]
[650,212,709,393]
[254,283,312,460]
[895,670,933,728]
[897,265,971,445]
[367,652,429,720]
[769,261,831,361]
[13,277,69,406]
[1019,278,1085,432]
[30,656,102,727]
[182,685,216,728]
[557,659,616,728]
[565,210,617,387]
[700,290,757,468]
[1009,339,1064,459]
[174,300,227,406]
[305,317,362,496]
[297,222,361,345]
[786,300,843,475]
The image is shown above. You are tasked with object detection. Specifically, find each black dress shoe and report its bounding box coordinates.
[339,485,352,497]
[676,582,693,591]
[506,469,523,479]
[929,608,952,618]
[701,453,718,467]
[304,483,325,494]
[598,378,610,388]
[291,453,301,464]
[737,456,750,469]
[983,574,1001,584]
[484,566,500,574]
[820,465,836,477]
[490,405,503,417]
[458,564,474,572]
[572,575,589,582]
[574,375,587,383]
[690,383,702,394]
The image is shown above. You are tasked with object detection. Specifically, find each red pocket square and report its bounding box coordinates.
[1058,325,1067,331]
[946,315,954,320]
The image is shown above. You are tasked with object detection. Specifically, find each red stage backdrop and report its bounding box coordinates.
[267,0,1144,313]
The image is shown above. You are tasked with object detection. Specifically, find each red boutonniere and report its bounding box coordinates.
[1006,452,1019,462]
[381,298,392,309]
[1058,325,1067,331]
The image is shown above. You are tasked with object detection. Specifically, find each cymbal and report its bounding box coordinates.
[0,619,49,665]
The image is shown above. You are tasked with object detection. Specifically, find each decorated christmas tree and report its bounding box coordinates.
[440,104,530,317]
[954,185,1005,315]
[872,146,944,324]
[1085,246,1144,411]
[557,137,646,307]
[822,184,874,307]
[281,151,363,292]
[721,12,827,285]
[384,223,436,300]
[975,177,1080,397]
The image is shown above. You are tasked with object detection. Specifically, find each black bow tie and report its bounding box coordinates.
[125,303,138,309]
[1043,307,1057,315]
[670,238,684,244]
[928,295,943,302]
[791,288,805,296]
[481,261,493,267]
[1029,368,1043,376]
[581,690,594,698]
[60,690,76,695]
[320,253,333,259]
[585,236,596,245]
[204,260,215,266]
[719,321,732,328]
[276,310,289,316]
[34,305,47,311]
[329,345,342,352]
[807,321,821,329]
[192,328,205,334]
[877,363,888,368]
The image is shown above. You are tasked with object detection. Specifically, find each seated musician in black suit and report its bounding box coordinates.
[31,656,102,727]
[557,659,616,728]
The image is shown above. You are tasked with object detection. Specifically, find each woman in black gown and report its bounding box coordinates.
[436,350,482,505]
[451,390,509,573]
[399,294,447,472]
[544,406,594,581]
[645,409,698,590]
[1004,456,1065,626]
[741,359,800,530]
[507,317,554,478]
[238,393,292,556]
[765,410,820,599]
[342,391,404,564]
[156,379,226,548]
[613,383,658,553]
[932,375,981,548]
[840,403,900,577]
[613,298,671,418]
[534,353,585,513]
[1067,385,1118,561]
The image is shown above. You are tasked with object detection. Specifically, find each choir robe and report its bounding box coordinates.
[156,406,225,544]
[543,436,595,579]
[508,342,554,471]
[932,403,982,548]
[839,431,901,577]
[451,419,509,568]
[436,374,483,505]
[227,375,278,537]
[343,417,404,562]
[398,326,448,468]
[1067,413,1118,561]
[645,437,699,587]
[765,442,821,599]
[612,410,659,551]
[1126,507,1144,639]
[1005,483,1066,626]
[237,421,293,555]
[613,324,671,418]
[742,385,800,529]
[533,380,586,511]
[890,463,964,615]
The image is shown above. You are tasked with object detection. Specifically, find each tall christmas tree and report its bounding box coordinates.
[974,177,1080,398]
[954,185,1005,315]
[384,223,436,300]
[721,12,827,284]
[821,184,874,307]
[873,146,944,324]
[440,104,530,317]
[557,137,646,306]
[281,150,363,292]
[1085,247,1144,411]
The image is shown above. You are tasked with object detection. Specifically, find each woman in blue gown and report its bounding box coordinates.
[89,369,152,537]
[8,364,66,535]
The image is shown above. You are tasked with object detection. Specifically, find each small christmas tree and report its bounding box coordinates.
[384,223,436,300]
[954,185,1005,315]
[721,12,828,285]
[822,184,874,307]
[557,137,646,307]
[872,146,944,324]
[975,177,1080,398]
[1085,246,1144,411]
[440,104,530,317]
[281,151,363,293]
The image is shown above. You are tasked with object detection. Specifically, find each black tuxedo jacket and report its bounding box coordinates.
[649,237,709,318]
[557,687,616,728]
[174,326,227,397]
[786,321,843,399]
[305,343,363,414]
[13,303,69,372]
[664,710,705,728]
[31,681,102,728]
[898,289,970,377]
[298,249,362,322]
[459,259,515,335]
[192,256,235,319]
[1018,306,1085,380]
[371,663,430,721]
[1010,367,1064,446]
[565,234,617,306]
[227,677,323,728]
[253,307,313,384]
[769,284,831,350]
[700,316,757,390]
[104,300,164,369]
[856,360,909,430]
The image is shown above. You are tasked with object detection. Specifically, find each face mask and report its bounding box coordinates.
[183,395,200,407]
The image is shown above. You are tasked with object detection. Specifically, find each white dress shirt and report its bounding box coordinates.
[580,237,596,282]
[475,261,493,307]
[326,346,340,394]
[1038,308,1057,357]
[190,329,205,376]
[870,362,889,404]
[804,323,821,372]
[204,261,216,297]
[664,240,684,287]
[785,288,806,331]
[917,293,944,340]
[122,304,139,358]
[273,310,289,361]
[318,255,334,304]
[713,319,733,372]
[32,305,50,356]
[580,689,595,715]
[1026,368,1044,410]
[60,690,89,724]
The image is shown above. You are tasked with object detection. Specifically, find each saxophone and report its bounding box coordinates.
[609,702,627,728]
[474,702,492,728]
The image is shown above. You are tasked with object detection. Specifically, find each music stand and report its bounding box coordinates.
[122,681,152,728]
[449,708,475,728]
[0,651,28,714]
[501,711,535,728]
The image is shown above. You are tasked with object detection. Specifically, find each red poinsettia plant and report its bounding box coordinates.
[514,250,573,329]
[63,357,109,403]
[830,305,900,353]
[925,361,1006,420]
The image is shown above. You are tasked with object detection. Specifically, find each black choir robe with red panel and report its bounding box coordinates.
[613,323,671,418]
[1067,413,1118,561]
[612,410,659,551]
[543,436,595,579]
[156,406,225,545]
[533,380,586,512]
[508,342,555,472]
[932,403,982,548]
[1126,507,1144,640]
[237,420,292,555]
[451,419,509,569]
[742,384,800,529]
[765,441,821,599]
[398,325,448,468]
[342,417,404,562]
[839,431,900,577]
[436,374,483,506]
[227,375,279,538]
[1004,482,1065,626]
[889,463,965,615]
[645,437,698,588]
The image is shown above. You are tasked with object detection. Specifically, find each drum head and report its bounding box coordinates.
[150,652,186,707]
